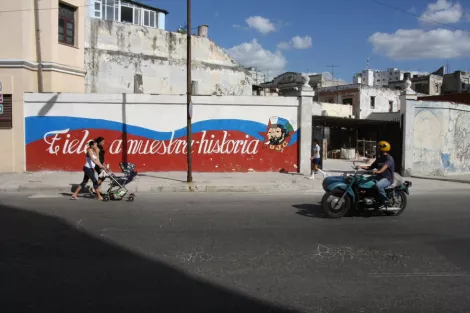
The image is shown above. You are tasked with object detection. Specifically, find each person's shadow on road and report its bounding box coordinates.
[0,204,299,313]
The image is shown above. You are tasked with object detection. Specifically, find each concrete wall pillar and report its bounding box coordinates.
[297,76,315,175]
[400,80,418,177]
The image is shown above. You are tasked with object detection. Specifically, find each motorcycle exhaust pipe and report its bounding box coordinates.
[381,207,401,212]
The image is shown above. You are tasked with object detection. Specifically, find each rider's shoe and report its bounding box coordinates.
[379,199,393,208]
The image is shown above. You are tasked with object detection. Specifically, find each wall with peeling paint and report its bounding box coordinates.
[407,100,470,176]
[319,103,353,117]
[24,93,300,173]
[316,85,400,119]
[84,18,252,95]
[358,86,400,119]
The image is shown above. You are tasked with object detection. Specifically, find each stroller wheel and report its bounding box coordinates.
[127,195,135,202]
[102,195,110,202]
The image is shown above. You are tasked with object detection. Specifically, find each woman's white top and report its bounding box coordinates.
[84,148,97,169]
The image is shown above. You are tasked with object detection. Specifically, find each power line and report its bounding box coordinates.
[369,0,470,33]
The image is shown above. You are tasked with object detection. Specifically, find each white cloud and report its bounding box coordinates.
[278,35,312,50]
[292,36,312,49]
[277,41,291,49]
[369,28,470,60]
[420,0,463,24]
[245,16,276,34]
[226,39,286,76]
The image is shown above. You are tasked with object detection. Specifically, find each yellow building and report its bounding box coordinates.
[0,0,86,172]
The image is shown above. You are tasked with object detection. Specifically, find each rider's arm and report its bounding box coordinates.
[375,163,388,174]
[359,160,377,170]
[375,156,393,174]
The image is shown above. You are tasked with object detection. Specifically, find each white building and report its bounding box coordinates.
[353,68,428,87]
[85,0,253,95]
[316,84,401,119]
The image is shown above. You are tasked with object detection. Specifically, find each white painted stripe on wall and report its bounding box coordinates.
[24,93,300,131]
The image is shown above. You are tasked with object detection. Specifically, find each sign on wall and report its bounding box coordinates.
[24,96,299,172]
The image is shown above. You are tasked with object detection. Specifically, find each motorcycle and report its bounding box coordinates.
[321,166,412,218]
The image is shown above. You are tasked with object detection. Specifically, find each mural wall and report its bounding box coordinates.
[411,100,470,175]
[24,94,300,172]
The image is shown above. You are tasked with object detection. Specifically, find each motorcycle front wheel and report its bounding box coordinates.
[321,189,352,218]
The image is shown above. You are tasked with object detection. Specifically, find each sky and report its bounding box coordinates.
[143,0,470,82]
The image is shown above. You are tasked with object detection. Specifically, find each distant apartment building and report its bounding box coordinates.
[388,74,443,96]
[442,71,470,94]
[353,68,428,87]
[245,67,267,86]
[258,72,345,96]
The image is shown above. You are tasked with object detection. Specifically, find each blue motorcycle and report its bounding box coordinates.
[321,166,412,218]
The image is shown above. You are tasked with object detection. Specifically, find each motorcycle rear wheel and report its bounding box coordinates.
[385,190,407,216]
[322,189,352,218]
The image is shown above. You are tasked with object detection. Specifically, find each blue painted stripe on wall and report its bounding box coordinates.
[25,116,299,147]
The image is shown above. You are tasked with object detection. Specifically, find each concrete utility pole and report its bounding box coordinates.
[186,0,193,183]
[34,0,44,92]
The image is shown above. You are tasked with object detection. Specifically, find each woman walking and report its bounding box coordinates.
[90,136,107,194]
[70,140,105,200]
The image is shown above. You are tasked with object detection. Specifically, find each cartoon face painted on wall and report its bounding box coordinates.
[265,116,295,152]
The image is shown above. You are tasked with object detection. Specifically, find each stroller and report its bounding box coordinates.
[99,162,137,202]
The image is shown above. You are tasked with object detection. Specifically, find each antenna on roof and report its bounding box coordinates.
[325,65,340,82]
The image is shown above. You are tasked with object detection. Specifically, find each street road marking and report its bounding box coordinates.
[370,272,468,278]
[28,193,64,199]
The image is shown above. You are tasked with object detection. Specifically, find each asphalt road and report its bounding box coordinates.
[1,190,469,313]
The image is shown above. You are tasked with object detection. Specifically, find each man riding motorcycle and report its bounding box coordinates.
[358,141,395,206]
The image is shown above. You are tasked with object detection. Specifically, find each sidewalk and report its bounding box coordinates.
[1,170,469,195]
[0,171,325,194]
[411,174,470,184]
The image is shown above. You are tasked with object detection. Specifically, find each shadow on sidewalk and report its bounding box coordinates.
[0,204,298,313]
[137,173,186,183]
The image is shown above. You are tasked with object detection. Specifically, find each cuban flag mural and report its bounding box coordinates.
[24,94,299,172]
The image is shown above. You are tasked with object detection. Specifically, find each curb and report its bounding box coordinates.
[411,176,470,185]
[0,184,325,194]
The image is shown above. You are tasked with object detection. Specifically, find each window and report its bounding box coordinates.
[58,3,76,45]
[370,96,375,109]
[121,5,133,23]
[92,0,159,28]
[0,94,13,129]
[105,0,115,21]
[343,98,353,105]
[93,0,102,18]
[143,9,156,27]
[389,101,393,112]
